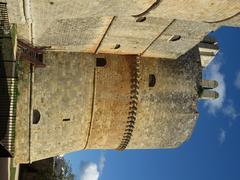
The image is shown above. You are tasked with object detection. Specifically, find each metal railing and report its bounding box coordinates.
[0,2,10,37]
[0,1,17,157]
[17,38,48,68]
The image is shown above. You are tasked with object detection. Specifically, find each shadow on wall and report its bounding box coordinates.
[19,158,54,180]
[0,47,10,141]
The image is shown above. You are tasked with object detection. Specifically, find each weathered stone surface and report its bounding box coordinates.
[6,0,25,23]
[30,52,95,162]
[4,0,238,164]
[15,61,31,163]
[199,41,219,68]
[33,17,216,60]
[8,0,240,23]
[6,0,240,45]
[35,17,114,53]
[200,90,219,100]
[150,0,240,23]
[86,55,133,149]
[129,47,201,148]
[30,0,154,44]
[5,0,237,60]
[17,23,32,43]
[213,13,240,28]
[15,47,203,163]
[28,0,240,25]
[97,17,173,55]
[201,80,218,89]
[143,20,214,59]
[28,0,240,42]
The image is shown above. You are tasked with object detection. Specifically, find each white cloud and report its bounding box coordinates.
[204,61,226,114]
[219,129,226,144]
[80,162,100,180]
[80,153,106,180]
[223,100,240,120]
[235,72,240,89]
[99,153,106,174]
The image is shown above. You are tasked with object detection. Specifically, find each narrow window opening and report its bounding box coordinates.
[63,118,71,122]
[114,44,121,49]
[169,35,181,42]
[149,74,156,87]
[32,109,41,124]
[136,17,146,22]
[96,58,107,67]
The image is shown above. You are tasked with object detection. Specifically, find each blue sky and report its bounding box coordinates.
[65,26,240,180]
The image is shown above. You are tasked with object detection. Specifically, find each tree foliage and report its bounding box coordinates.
[36,158,75,180]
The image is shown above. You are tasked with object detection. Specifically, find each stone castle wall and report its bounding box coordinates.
[30,52,95,162]
[129,47,201,149]
[10,0,239,46]
[15,46,201,163]
[11,0,239,163]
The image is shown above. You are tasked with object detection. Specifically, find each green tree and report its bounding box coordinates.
[37,158,75,180]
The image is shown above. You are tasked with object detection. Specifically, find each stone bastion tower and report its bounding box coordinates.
[0,0,239,163]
